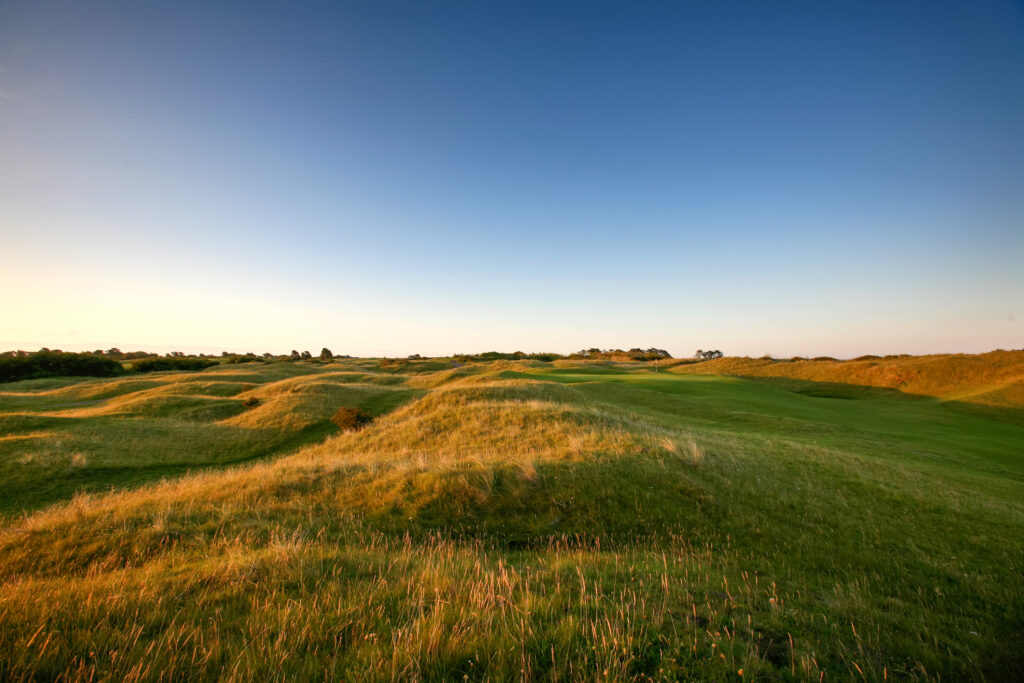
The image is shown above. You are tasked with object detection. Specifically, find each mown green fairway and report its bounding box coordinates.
[0,358,1022,681]
[503,367,1024,481]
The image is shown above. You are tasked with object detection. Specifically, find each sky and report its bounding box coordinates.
[1,0,1022,358]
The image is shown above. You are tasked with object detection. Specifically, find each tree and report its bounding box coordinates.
[0,350,124,383]
[134,357,216,373]
[300,350,312,360]
[289,350,301,361]
[320,348,333,361]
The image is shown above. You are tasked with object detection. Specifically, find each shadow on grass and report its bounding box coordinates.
[0,390,423,519]
[739,375,1024,424]
[0,421,339,519]
[331,452,716,549]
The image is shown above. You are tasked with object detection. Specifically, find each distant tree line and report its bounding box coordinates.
[452,351,565,363]
[694,349,724,360]
[449,348,674,363]
[0,345,350,383]
[571,348,672,362]
[0,350,124,383]
[0,349,227,382]
[1,343,684,383]
[133,357,218,373]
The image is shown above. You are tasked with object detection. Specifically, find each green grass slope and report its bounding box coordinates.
[0,362,419,516]
[669,351,1024,406]
[0,358,1022,681]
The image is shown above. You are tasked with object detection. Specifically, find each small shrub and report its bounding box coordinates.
[223,353,267,364]
[243,397,261,409]
[331,406,373,431]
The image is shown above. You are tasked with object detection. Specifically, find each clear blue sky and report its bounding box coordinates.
[2,1,1022,357]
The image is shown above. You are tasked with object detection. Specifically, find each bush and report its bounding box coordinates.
[453,351,566,363]
[331,406,373,431]
[243,397,261,409]
[0,351,124,383]
[133,357,218,373]
[222,353,267,364]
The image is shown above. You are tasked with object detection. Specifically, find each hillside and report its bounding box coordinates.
[669,350,1024,408]
[1,357,1022,680]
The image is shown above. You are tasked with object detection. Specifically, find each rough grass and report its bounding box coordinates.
[670,350,1024,406]
[0,356,1022,681]
[0,362,419,516]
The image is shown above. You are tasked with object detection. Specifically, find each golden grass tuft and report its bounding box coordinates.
[0,431,59,443]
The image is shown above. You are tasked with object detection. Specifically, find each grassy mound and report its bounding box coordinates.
[0,362,418,516]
